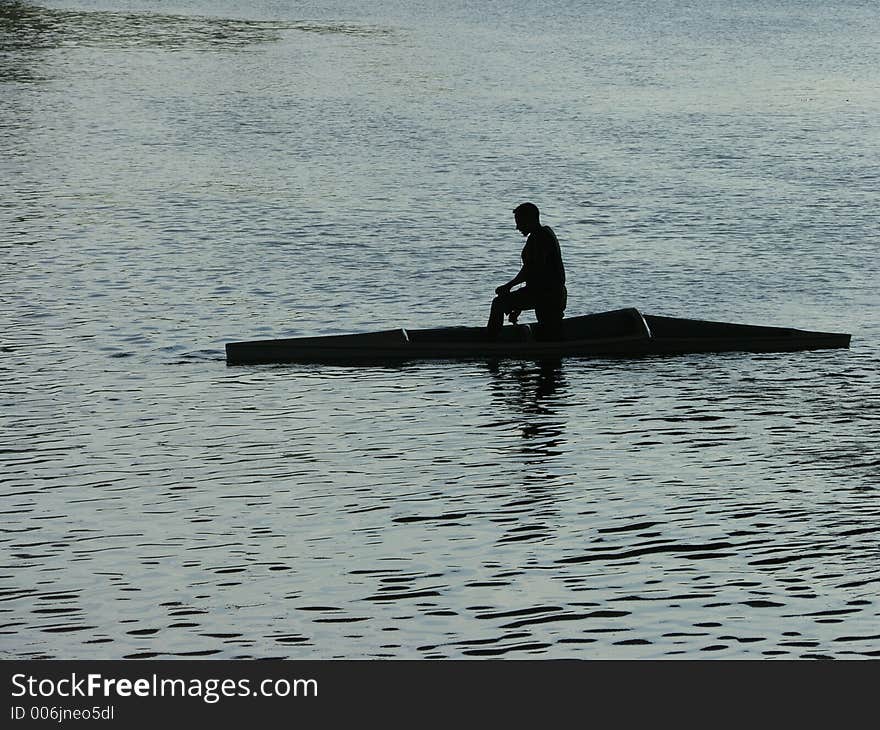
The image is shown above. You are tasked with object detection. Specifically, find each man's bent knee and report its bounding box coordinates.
[491,295,508,312]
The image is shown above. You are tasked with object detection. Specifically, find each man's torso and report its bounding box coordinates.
[521,226,566,291]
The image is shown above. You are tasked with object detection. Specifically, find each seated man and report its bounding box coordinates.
[487,202,567,341]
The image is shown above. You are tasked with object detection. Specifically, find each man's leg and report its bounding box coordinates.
[534,287,567,341]
[487,289,534,340]
[535,304,565,341]
[535,313,563,340]
[487,296,506,338]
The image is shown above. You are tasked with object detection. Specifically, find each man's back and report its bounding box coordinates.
[522,225,566,292]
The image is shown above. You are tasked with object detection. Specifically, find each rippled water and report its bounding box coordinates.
[2,0,879,658]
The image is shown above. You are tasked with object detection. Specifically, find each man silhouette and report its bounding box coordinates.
[487,202,567,340]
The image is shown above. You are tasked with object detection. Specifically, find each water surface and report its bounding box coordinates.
[2,0,878,658]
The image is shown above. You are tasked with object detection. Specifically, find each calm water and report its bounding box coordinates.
[2,0,879,659]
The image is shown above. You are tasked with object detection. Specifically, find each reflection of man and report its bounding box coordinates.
[487,202,567,341]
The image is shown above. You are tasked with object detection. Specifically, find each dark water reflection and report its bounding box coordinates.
[483,360,569,549]
[0,1,395,57]
[486,359,568,456]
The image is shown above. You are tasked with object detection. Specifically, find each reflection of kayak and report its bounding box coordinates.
[224,308,851,365]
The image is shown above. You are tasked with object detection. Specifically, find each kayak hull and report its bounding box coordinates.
[225,308,851,365]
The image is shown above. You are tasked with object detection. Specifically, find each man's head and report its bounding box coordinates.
[513,202,541,235]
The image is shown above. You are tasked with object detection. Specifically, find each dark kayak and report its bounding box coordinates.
[225,308,851,365]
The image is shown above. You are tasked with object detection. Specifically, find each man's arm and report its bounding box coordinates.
[496,266,526,295]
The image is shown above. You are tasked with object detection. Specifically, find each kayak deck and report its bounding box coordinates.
[225,308,851,365]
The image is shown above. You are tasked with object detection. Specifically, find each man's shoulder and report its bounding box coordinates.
[536,226,559,244]
[526,226,559,247]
